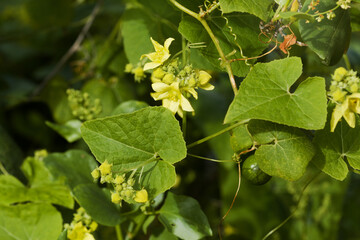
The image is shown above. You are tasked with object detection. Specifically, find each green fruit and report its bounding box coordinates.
[242,155,271,185]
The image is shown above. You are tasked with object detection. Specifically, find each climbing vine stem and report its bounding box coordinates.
[168,0,238,94]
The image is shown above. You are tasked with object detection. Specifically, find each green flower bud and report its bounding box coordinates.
[162,73,175,84]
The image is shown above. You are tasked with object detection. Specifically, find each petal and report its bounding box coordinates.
[152,82,170,92]
[150,37,164,52]
[180,95,194,112]
[200,83,215,90]
[144,62,161,71]
[164,38,175,50]
[168,99,180,113]
[151,92,167,101]
[344,110,356,128]
[330,105,343,132]
[187,88,198,99]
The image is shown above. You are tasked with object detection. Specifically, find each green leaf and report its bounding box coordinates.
[57,229,67,240]
[158,192,212,240]
[248,120,315,181]
[81,107,186,172]
[230,124,253,153]
[279,12,315,21]
[0,175,28,205]
[138,160,176,199]
[299,0,351,65]
[150,229,178,240]
[178,14,268,77]
[313,106,360,180]
[0,203,62,240]
[73,184,123,226]
[20,157,74,208]
[44,150,98,189]
[111,100,149,115]
[121,3,180,64]
[46,120,82,143]
[219,0,273,21]
[224,57,327,130]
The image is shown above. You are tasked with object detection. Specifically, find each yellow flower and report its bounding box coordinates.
[111,192,122,204]
[141,37,174,71]
[151,82,194,118]
[332,89,347,102]
[332,67,348,82]
[134,189,148,203]
[198,70,214,90]
[91,169,100,179]
[330,93,360,132]
[67,222,88,240]
[98,160,112,176]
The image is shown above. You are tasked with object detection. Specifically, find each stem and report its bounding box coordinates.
[115,225,123,240]
[31,0,103,97]
[218,161,241,240]
[168,0,238,95]
[0,162,9,175]
[186,121,246,149]
[343,54,351,70]
[187,153,235,163]
[182,111,187,139]
[262,173,320,240]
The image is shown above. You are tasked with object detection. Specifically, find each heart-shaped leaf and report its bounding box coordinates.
[224,57,327,130]
[81,107,186,172]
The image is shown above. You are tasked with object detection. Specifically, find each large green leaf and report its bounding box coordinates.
[248,120,315,181]
[44,150,98,189]
[73,184,123,226]
[0,203,62,240]
[313,106,360,180]
[299,0,351,65]
[178,14,268,77]
[158,192,212,240]
[219,0,273,21]
[81,107,186,172]
[224,57,327,130]
[138,160,176,199]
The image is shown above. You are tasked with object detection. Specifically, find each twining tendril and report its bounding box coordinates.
[220,13,250,66]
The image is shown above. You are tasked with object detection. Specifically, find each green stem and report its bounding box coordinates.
[182,111,187,139]
[186,121,246,149]
[343,54,351,70]
[115,225,123,240]
[262,173,320,240]
[168,0,238,94]
[0,162,9,175]
[187,153,235,163]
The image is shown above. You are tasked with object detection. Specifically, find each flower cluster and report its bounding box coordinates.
[140,37,214,117]
[91,160,148,205]
[328,67,360,131]
[65,207,98,240]
[337,0,351,9]
[67,89,102,121]
[124,63,146,82]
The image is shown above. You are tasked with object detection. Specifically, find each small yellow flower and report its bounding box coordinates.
[141,37,174,71]
[98,160,112,176]
[89,221,98,232]
[91,169,100,179]
[198,70,214,90]
[332,67,348,82]
[113,175,125,185]
[111,192,122,204]
[134,189,148,203]
[330,93,360,132]
[151,82,194,118]
[67,222,88,240]
[332,89,347,102]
